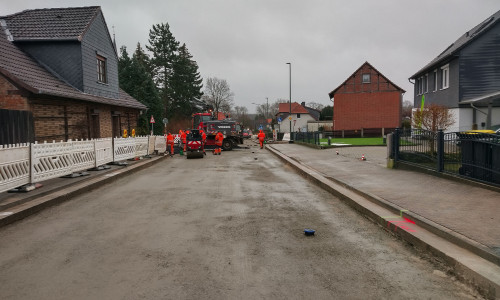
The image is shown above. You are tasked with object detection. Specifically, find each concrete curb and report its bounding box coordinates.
[0,155,167,228]
[267,145,500,299]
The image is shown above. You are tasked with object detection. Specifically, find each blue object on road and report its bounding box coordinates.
[304,229,315,236]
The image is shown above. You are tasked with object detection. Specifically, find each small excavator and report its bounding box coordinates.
[185,129,204,159]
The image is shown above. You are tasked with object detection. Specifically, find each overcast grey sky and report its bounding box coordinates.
[3,1,500,112]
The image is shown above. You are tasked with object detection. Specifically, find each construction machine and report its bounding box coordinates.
[192,111,243,151]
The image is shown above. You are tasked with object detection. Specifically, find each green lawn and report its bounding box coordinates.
[319,137,385,146]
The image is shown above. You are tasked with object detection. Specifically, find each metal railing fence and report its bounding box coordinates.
[392,128,500,186]
[292,132,321,145]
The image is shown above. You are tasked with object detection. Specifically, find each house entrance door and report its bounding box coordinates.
[91,114,100,138]
[112,115,121,138]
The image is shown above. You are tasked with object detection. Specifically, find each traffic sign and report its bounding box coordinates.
[288,116,292,121]
[150,115,155,123]
[162,118,168,124]
[277,117,282,122]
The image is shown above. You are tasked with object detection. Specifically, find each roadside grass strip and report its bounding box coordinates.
[319,137,385,146]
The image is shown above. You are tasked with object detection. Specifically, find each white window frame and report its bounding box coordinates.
[424,73,428,93]
[433,69,438,92]
[362,73,370,83]
[441,64,449,89]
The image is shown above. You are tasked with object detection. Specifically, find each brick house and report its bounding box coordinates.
[409,9,500,132]
[328,61,405,136]
[0,6,146,145]
[276,102,320,133]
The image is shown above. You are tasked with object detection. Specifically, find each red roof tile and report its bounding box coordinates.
[278,102,309,114]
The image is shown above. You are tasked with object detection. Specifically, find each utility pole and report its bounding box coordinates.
[286,62,293,142]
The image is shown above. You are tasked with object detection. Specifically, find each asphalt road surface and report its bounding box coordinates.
[0,141,481,299]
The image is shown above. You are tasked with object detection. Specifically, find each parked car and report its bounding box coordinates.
[461,129,496,135]
[456,129,499,146]
[489,124,500,134]
[242,130,253,139]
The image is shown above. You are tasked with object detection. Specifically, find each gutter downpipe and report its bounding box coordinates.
[469,102,488,129]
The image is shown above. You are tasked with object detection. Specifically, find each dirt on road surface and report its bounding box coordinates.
[0,141,482,299]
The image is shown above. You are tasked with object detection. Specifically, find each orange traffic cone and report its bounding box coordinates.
[361,154,366,161]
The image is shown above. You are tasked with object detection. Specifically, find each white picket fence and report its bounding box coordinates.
[0,136,167,193]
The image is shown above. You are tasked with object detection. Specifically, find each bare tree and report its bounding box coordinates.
[306,102,324,111]
[269,99,288,118]
[201,77,234,117]
[255,104,267,118]
[255,99,290,120]
[412,104,455,154]
[233,106,248,119]
[412,104,455,132]
[232,106,251,127]
[402,100,413,119]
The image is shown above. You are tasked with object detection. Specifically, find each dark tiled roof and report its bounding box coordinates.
[305,106,320,121]
[411,9,500,78]
[0,6,99,41]
[0,29,146,109]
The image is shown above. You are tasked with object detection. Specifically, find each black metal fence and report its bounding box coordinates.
[392,128,500,186]
[292,132,321,145]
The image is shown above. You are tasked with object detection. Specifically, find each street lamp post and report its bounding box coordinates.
[286,62,293,142]
[253,97,270,129]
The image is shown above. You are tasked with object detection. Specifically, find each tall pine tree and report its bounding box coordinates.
[170,43,204,117]
[146,23,179,119]
[133,42,151,75]
[118,46,163,135]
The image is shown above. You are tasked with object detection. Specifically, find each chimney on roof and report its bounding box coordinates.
[301,101,306,107]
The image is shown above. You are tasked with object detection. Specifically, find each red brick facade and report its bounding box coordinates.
[334,92,402,130]
[330,62,404,131]
[1,74,139,142]
[0,75,29,110]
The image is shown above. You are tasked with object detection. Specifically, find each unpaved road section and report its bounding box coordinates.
[0,143,481,299]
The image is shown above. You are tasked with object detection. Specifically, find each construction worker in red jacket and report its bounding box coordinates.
[214,131,224,155]
[181,130,187,152]
[258,130,265,149]
[166,132,174,156]
[200,129,207,155]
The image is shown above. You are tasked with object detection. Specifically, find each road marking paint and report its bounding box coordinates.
[381,210,416,233]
